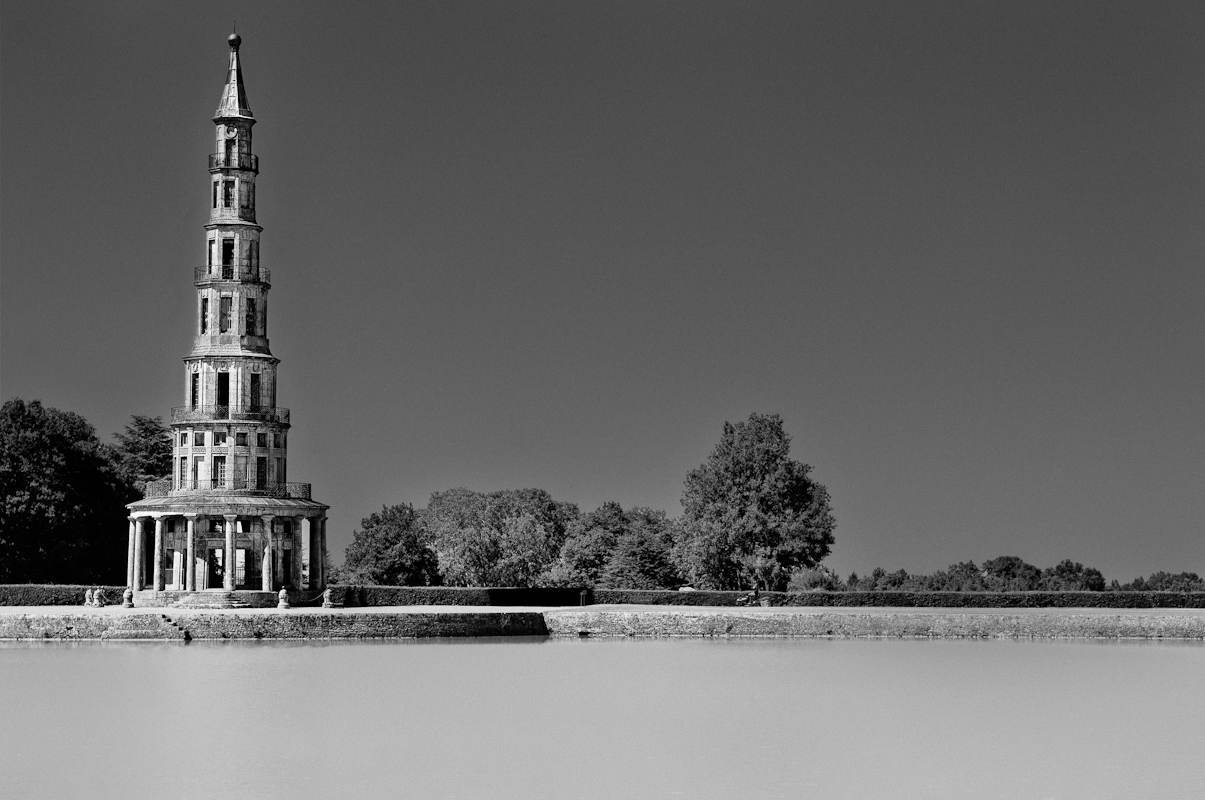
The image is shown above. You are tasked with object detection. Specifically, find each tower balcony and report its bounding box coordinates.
[209,152,258,172]
[171,405,290,425]
[144,478,311,500]
[195,264,270,285]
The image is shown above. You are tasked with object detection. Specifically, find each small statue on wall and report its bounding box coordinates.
[277,588,290,609]
[94,588,107,607]
[122,588,135,608]
[83,588,94,607]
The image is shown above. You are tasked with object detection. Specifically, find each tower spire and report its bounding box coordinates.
[216,33,253,119]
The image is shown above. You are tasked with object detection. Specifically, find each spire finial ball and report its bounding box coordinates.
[228,33,241,49]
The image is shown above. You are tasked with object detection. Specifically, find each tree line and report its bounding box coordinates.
[336,412,836,590]
[792,558,1205,593]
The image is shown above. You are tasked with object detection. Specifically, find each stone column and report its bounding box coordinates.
[275,526,285,589]
[260,515,275,591]
[126,517,137,588]
[132,517,145,591]
[224,514,237,591]
[302,517,316,589]
[152,516,166,592]
[318,517,328,590]
[185,515,197,591]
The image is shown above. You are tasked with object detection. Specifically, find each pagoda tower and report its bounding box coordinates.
[126,34,329,606]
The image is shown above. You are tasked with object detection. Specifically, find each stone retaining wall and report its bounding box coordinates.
[543,609,1205,639]
[0,610,548,641]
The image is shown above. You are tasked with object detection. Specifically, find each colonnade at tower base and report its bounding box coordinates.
[125,494,329,606]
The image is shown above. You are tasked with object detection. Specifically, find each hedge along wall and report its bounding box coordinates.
[332,586,1205,609]
[0,585,127,606]
[334,586,590,607]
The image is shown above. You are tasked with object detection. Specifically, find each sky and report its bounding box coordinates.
[2,0,1202,582]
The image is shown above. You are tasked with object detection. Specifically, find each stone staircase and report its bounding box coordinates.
[171,591,251,609]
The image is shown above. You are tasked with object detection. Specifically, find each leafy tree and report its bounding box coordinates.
[671,413,835,591]
[340,504,441,586]
[112,415,173,490]
[425,488,578,587]
[0,398,134,583]
[1040,559,1105,591]
[980,556,1042,591]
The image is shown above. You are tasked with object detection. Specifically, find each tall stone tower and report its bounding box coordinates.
[126,34,329,606]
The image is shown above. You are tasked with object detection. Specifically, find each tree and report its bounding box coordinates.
[111,415,173,491]
[671,413,835,591]
[0,398,134,583]
[980,556,1042,591]
[1040,559,1105,591]
[424,488,578,587]
[541,501,629,587]
[597,508,680,589]
[339,504,441,586]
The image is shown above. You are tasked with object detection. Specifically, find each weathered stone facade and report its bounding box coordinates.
[126,34,328,605]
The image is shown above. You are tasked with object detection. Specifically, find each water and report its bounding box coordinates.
[1,637,1201,799]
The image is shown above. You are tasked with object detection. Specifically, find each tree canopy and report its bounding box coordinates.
[0,398,134,583]
[338,504,440,586]
[671,413,835,590]
[424,488,578,587]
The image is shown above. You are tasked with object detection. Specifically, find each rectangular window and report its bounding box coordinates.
[213,455,227,486]
[190,373,199,408]
[245,297,257,335]
[223,180,234,207]
[273,433,281,448]
[249,374,261,410]
[257,432,267,448]
[193,431,205,447]
[200,297,209,333]
[225,138,235,163]
[256,457,267,489]
[180,433,187,446]
[275,457,283,483]
[207,240,214,267]
[219,297,232,333]
[178,457,186,487]
[214,431,227,446]
[217,371,229,407]
[213,180,218,209]
[236,432,248,447]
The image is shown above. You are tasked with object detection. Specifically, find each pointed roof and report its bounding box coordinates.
[215,33,253,119]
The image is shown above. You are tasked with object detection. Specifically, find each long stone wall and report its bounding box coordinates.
[3,606,1203,640]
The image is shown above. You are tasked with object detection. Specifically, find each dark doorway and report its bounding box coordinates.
[207,547,224,589]
[217,372,229,408]
[221,239,234,278]
[250,373,260,410]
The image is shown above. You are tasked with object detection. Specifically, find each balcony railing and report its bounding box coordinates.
[195,264,270,285]
[209,152,259,172]
[146,478,311,499]
[171,406,290,425]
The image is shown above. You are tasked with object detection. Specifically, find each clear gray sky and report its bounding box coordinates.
[3,1,1202,581]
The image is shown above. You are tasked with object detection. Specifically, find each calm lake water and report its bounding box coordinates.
[1,637,1201,799]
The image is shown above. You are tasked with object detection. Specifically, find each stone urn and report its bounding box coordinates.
[122,588,134,608]
[277,588,290,609]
